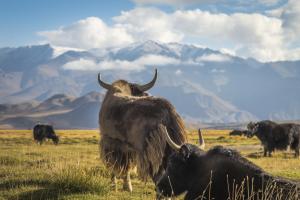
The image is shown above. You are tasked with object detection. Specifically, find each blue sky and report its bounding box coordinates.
[0,0,299,62]
[0,0,134,46]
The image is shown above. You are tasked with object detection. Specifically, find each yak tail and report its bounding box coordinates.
[198,128,205,150]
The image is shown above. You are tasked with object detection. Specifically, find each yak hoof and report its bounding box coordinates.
[123,182,133,192]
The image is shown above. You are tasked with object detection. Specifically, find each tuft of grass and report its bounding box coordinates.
[0,156,20,166]
[49,166,109,195]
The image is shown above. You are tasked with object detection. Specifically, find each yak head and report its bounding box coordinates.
[246,122,257,138]
[156,125,204,198]
[45,125,59,145]
[247,122,256,131]
[247,122,266,138]
[97,69,157,96]
[51,135,59,145]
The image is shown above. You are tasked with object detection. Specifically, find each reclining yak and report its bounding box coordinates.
[156,125,299,200]
[247,120,300,157]
[98,69,204,192]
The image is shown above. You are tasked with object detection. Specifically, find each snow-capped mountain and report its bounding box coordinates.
[1,40,300,127]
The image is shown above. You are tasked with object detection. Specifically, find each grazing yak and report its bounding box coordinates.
[247,120,300,157]
[156,125,299,200]
[33,124,59,145]
[229,129,250,136]
[98,69,197,192]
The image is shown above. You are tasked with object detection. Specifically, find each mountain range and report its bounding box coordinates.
[1,40,300,128]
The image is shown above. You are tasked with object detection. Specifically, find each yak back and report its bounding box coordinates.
[197,146,298,199]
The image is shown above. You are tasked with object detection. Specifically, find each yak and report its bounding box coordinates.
[156,125,299,200]
[98,69,202,192]
[229,129,250,136]
[247,120,300,157]
[33,124,59,145]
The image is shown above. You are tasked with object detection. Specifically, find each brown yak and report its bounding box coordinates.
[98,69,194,192]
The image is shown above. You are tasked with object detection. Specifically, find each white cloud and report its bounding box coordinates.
[62,55,180,71]
[213,75,229,89]
[112,7,295,61]
[175,69,182,75]
[38,1,300,62]
[211,68,226,73]
[196,53,232,62]
[220,48,236,56]
[113,7,183,43]
[38,17,134,49]
[136,54,180,66]
[172,10,285,61]
[51,46,85,58]
[280,0,300,42]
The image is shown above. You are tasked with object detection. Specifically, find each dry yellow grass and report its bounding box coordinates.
[0,129,299,200]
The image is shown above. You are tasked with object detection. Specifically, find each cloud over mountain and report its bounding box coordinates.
[38,1,300,62]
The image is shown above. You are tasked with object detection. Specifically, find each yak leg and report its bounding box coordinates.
[111,173,117,192]
[264,145,272,157]
[263,147,268,157]
[122,170,132,192]
[268,150,272,157]
[109,170,132,192]
[295,148,300,158]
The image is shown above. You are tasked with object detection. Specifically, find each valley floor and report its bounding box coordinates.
[0,130,299,200]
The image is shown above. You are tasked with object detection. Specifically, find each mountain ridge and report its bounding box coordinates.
[0,40,299,125]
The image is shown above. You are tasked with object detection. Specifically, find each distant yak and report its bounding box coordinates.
[155,125,299,200]
[229,129,251,136]
[247,120,300,157]
[33,124,59,145]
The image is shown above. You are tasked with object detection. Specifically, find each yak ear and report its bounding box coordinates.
[180,144,191,159]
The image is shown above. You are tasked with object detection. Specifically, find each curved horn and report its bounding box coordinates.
[97,73,112,90]
[137,69,157,92]
[198,128,205,150]
[159,124,181,151]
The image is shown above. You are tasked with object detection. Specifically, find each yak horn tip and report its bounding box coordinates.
[97,72,112,90]
[137,68,158,92]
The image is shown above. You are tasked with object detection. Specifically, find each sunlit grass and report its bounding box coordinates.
[0,129,299,199]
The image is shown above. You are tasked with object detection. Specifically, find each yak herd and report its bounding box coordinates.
[31,69,300,199]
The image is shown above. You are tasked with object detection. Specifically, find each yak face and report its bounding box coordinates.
[45,126,59,145]
[156,125,205,197]
[51,135,59,145]
[248,122,271,141]
[247,122,255,131]
[247,122,265,138]
[246,122,257,137]
[97,69,157,96]
[156,144,202,197]
[247,123,264,138]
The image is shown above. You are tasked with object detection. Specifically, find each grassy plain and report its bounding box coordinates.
[0,129,299,200]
